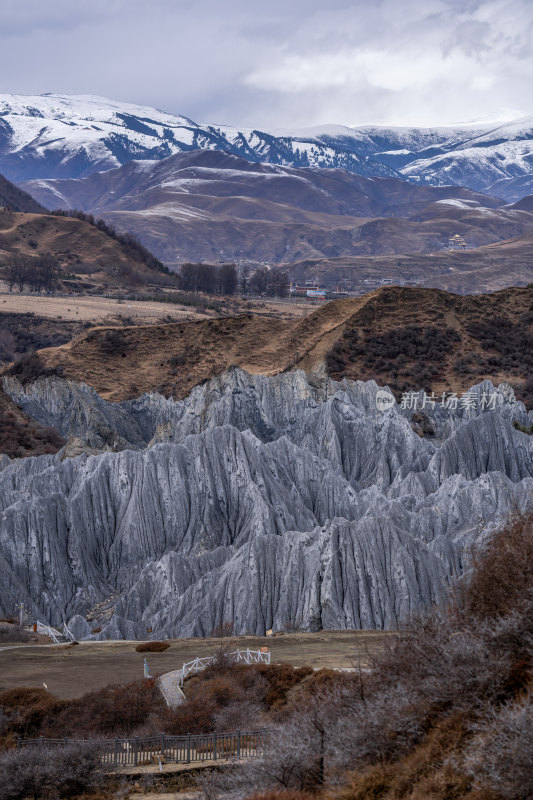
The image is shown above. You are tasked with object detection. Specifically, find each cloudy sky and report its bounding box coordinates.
[1,0,531,129]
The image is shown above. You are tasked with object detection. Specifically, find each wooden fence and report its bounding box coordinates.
[18,730,266,767]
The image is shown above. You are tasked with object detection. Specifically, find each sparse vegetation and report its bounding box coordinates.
[0,390,65,458]
[202,513,533,800]
[513,419,533,434]
[325,289,533,407]
[0,741,104,800]
[0,313,90,365]
[327,324,460,393]
[135,641,170,652]
[6,352,64,385]
[52,208,168,274]
[0,625,30,643]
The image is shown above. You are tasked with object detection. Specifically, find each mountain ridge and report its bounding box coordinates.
[22,150,533,270]
[2,93,533,196]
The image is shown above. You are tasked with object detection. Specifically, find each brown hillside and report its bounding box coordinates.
[25,149,532,270]
[0,208,169,291]
[326,285,533,407]
[0,389,65,458]
[4,287,532,408]
[0,173,46,214]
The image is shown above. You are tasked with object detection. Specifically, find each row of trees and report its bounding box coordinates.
[179,262,289,297]
[6,253,60,293]
[179,262,238,295]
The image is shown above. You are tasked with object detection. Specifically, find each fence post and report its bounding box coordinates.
[114,738,118,766]
[134,737,138,767]
[186,733,191,764]
[236,730,241,760]
[213,732,217,761]
[161,734,165,762]
[17,738,21,750]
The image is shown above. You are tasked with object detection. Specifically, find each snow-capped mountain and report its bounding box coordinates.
[1,94,532,198]
[0,93,397,183]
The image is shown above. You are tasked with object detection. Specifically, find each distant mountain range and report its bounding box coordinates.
[1,94,533,200]
[22,150,533,270]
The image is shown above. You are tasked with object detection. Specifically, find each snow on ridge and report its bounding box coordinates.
[434,198,480,208]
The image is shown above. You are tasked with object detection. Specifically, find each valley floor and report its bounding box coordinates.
[0,630,390,699]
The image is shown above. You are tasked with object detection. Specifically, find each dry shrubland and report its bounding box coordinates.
[0,514,531,800]
[217,513,533,800]
[0,741,104,800]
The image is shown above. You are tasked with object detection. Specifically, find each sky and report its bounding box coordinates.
[1,0,531,129]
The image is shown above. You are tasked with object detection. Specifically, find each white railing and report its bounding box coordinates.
[180,648,271,686]
[35,621,76,644]
[36,621,62,644]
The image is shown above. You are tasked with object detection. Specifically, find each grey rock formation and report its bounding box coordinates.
[0,369,532,638]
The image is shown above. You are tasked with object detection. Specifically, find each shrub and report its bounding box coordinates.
[7,352,64,385]
[456,513,533,622]
[0,742,104,800]
[513,419,533,435]
[0,625,30,643]
[135,641,170,652]
[0,688,66,739]
[99,329,129,356]
[463,698,533,799]
[39,680,165,738]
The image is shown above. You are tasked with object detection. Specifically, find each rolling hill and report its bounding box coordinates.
[22,150,533,269]
[4,286,531,407]
[0,205,171,292]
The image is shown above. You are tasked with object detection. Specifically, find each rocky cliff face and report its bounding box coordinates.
[1,369,532,639]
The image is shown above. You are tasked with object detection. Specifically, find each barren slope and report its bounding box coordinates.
[24,150,526,267]
[4,287,531,407]
[0,388,65,458]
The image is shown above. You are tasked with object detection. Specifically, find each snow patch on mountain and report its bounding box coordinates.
[2,94,533,197]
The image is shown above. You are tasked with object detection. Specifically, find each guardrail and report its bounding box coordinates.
[35,621,76,644]
[180,648,271,685]
[18,730,266,767]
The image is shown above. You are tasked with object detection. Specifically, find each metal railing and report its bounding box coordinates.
[35,621,76,644]
[180,648,271,685]
[18,730,266,767]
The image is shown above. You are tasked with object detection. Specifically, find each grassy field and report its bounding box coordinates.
[0,631,391,699]
[0,290,316,325]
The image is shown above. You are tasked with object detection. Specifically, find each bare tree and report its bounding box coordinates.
[239,263,250,295]
[219,263,237,295]
[6,253,29,292]
[29,254,60,292]
[249,266,269,295]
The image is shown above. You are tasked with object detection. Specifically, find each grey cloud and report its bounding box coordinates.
[0,0,530,128]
